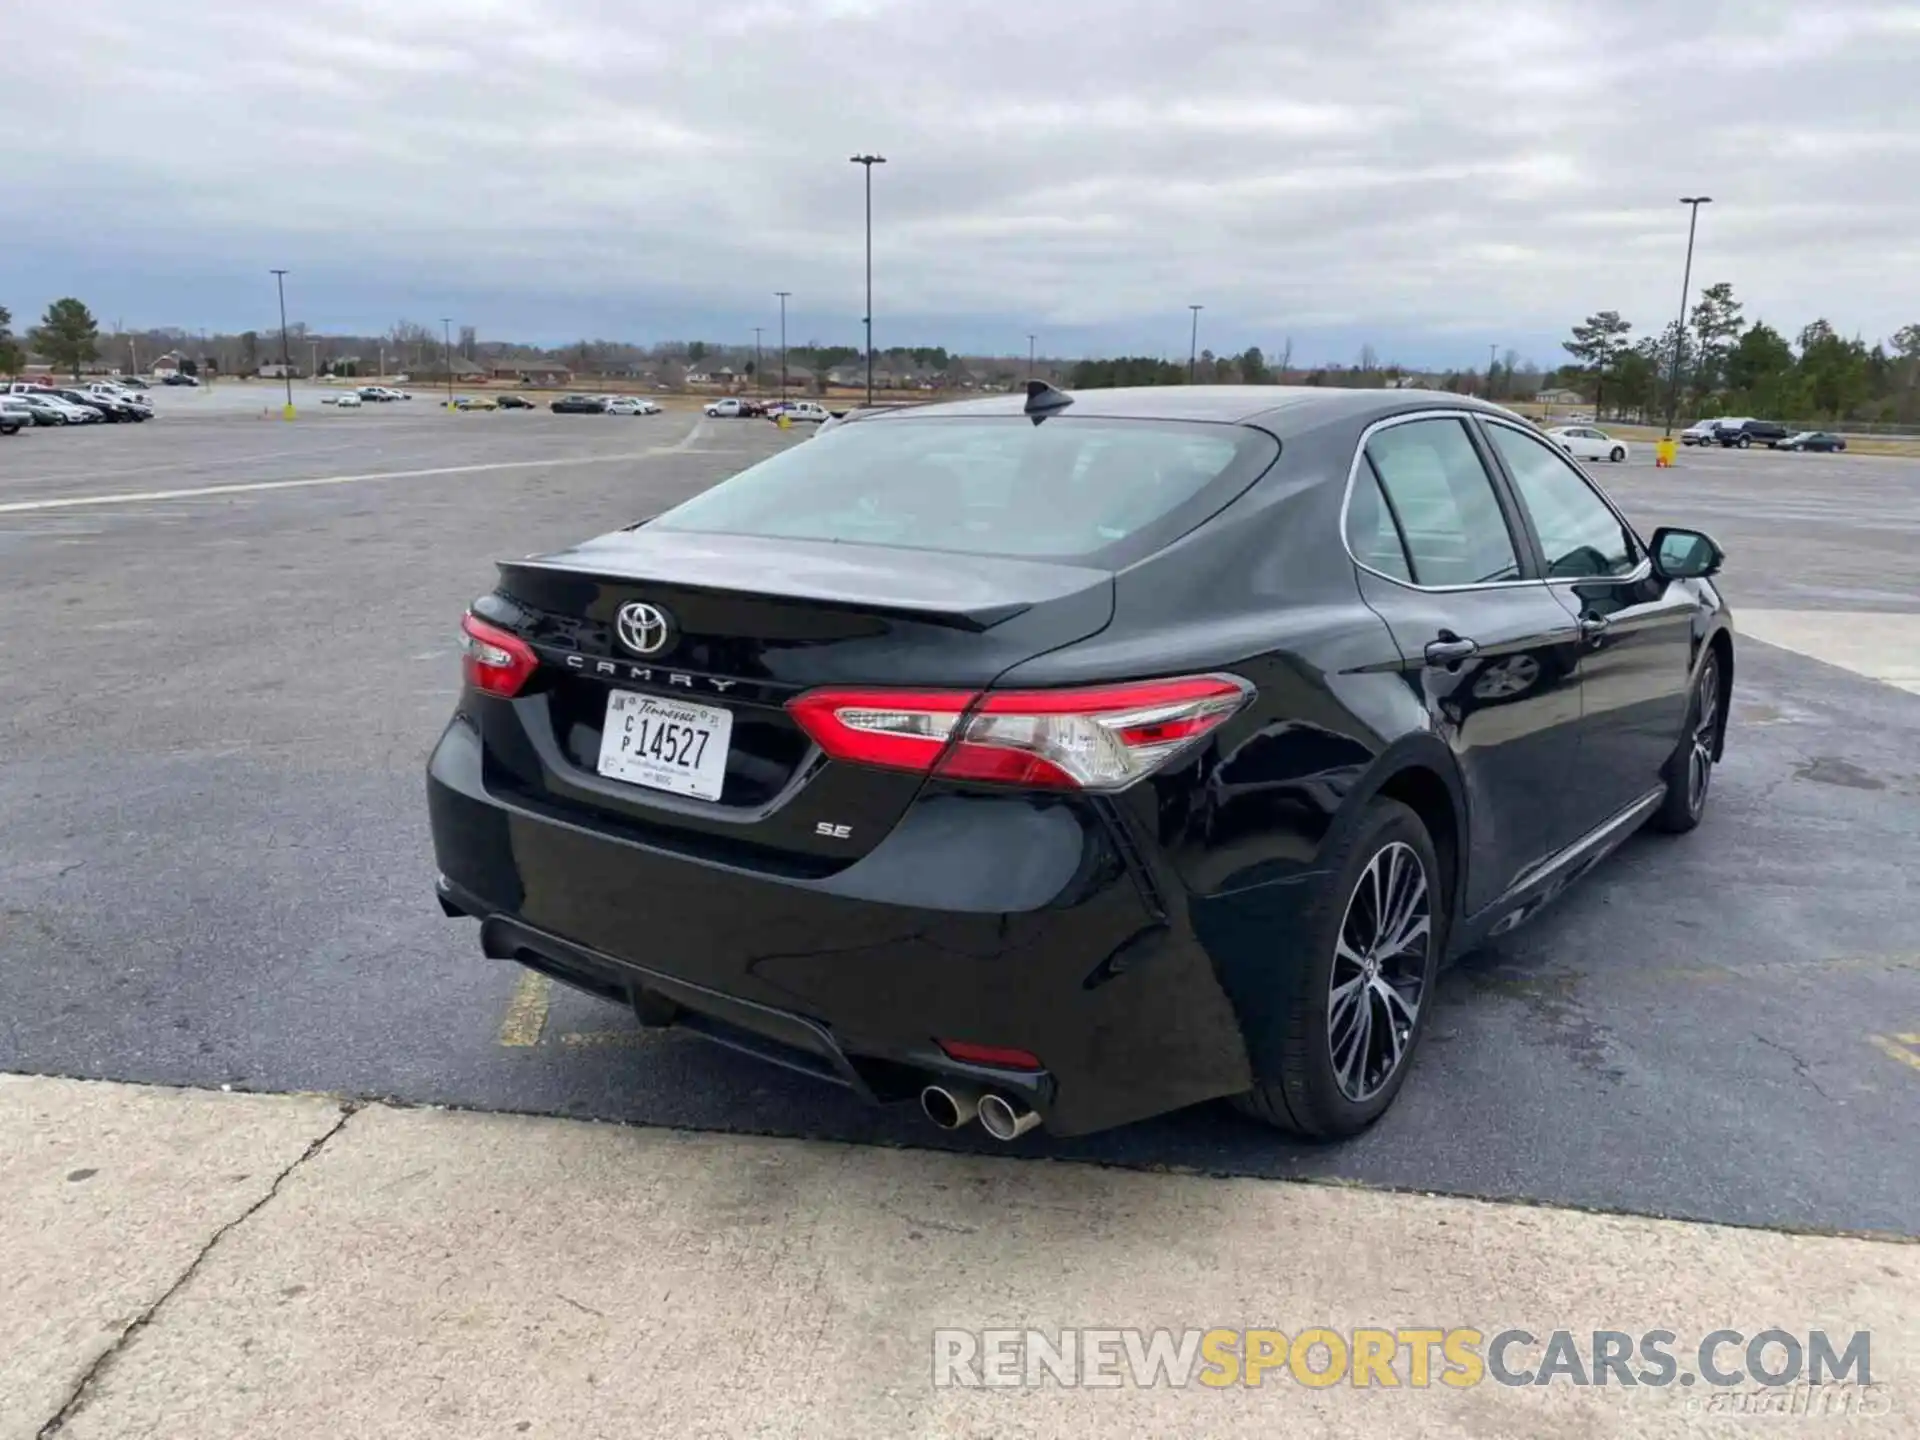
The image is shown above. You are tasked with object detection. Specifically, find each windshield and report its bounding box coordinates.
[649,416,1278,564]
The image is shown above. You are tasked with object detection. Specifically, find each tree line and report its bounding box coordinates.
[1561,285,1920,425]
[1070,343,1299,389]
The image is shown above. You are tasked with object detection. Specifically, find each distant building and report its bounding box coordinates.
[490,361,571,385]
[414,356,486,382]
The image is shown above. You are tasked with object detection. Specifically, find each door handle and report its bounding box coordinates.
[1424,634,1479,665]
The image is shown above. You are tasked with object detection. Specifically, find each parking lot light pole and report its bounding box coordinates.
[1188,305,1203,384]
[849,155,886,406]
[441,318,455,411]
[270,269,293,417]
[753,327,763,396]
[1666,196,1712,437]
[775,291,790,401]
[1028,335,1036,382]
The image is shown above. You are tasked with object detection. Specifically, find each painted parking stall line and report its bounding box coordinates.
[496,972,553,1048]
[1868,1034,1920,1074]
[0,448,690,515]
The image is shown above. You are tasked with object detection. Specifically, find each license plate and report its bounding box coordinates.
[595,691,733,801]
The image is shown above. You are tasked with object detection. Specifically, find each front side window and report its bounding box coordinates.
[1364,418,1521,586]
[1485,423,1639,579]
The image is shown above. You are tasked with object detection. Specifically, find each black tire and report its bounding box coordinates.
[1610,446,1626,462]
[1232,798,1443,1139]
[1736,434,1751,449]
[1651,650,1723,834]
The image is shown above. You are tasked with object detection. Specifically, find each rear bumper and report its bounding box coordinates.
[427,716,1254,1135]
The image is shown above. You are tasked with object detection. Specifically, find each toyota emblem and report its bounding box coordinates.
[615,601,674,656]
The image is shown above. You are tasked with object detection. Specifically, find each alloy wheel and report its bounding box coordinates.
[1328,841,1431,1103]
[1688,660,1719,813]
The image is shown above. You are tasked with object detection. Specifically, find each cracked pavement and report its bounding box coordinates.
[0,1076,351,1440]
[2,1074,1915,1440]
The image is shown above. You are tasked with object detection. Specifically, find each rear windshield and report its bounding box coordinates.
[649,416,1278,564]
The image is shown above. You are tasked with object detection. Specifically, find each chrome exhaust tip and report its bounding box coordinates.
[978,1092,1042,1142]
[920,1084,981,1131]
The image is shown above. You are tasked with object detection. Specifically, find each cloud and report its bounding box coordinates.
[6,0,1917,363]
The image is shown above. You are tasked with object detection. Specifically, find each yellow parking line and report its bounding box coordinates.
[1897,1033,1920,1045]
[497,971,552,1047]
[1867,1035,1920,1074]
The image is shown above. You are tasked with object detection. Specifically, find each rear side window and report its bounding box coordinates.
[1364,418,1521,586]
[650,417,1278,564]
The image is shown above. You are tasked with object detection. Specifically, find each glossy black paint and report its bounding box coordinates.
[426,386,1733,1136]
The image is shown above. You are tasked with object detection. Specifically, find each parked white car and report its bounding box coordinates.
[603,396,659,415]
[1546,425,1629,464]
[771,400,832,425]
[1678,420,1719,446]
[703,397,747,418]
[335,392,364,409]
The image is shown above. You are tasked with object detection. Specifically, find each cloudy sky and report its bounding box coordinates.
[7,0,1917,366]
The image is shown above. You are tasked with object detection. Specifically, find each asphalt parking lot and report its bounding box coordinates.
[2,405,1916,1237]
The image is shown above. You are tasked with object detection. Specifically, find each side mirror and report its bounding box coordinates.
[1650,526,1723,579]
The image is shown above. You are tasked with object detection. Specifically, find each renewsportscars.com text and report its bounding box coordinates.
[932,1327,1873,1391]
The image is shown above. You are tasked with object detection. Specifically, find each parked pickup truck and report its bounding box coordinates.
[768,400,832,424]
[1714,418,1791,449]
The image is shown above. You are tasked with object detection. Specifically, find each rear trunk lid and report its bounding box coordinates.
[476,528,1113,872]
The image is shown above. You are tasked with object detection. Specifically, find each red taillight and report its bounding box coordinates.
[783,688,973,771]
[785,674,1250,791]
[937,1039,1044,1071]
[459,613,538,698]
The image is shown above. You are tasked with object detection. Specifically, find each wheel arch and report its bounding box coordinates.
[1338,738,1468,943]
[1706,626,1734,760]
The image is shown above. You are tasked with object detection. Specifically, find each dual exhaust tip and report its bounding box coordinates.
[920,1083,1041,1142]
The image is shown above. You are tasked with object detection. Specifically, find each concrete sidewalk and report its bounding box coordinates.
[2,1075,1911,1438]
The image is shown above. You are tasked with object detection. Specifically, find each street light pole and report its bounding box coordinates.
[269,269,293,415]
[442,318,455,411]
[850,154,886,406]
[1187,305,1203,384]
[1488,342,1499,401]
[775,291,790,401]
[1028,335,1036,382]
[1665,196,1712,436]
[753,327,764,396]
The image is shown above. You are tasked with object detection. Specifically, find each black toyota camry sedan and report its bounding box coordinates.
[428,384,1732,1141]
